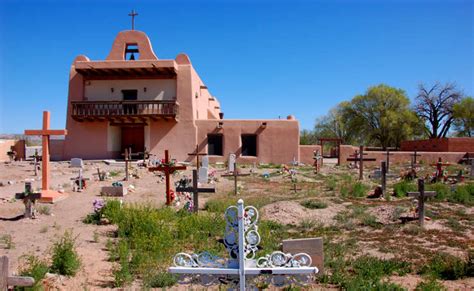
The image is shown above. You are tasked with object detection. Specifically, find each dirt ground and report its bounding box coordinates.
[0,159,473,290]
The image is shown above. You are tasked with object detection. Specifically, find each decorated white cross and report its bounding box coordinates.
[169,199,318,290]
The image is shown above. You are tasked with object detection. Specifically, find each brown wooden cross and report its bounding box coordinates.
[430,157,450,182]
[15,182,41,219]
[290,182,302,193]
[381,161,387,196]
[123,147,132,181]
[187,144,207,168]
[1,256,35,290]
[222,162,250,195]
[175,169,215,213]
[148,150,187,205]
[407,179,436,227]
[346,146,376,180]
[128,9,138,30]
[24,111,67,203]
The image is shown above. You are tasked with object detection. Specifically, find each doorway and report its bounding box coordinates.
[121,125,144,157]
[122,89,138,114]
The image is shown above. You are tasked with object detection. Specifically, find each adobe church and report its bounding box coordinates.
[62,28,309,164]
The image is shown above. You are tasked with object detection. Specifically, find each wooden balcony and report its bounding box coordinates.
[71,100,179,122]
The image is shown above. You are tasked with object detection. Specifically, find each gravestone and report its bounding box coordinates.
[222,162,250,195]
[15,182,41,219]
[201,155,209,168]
[198,167,208,184]
[101,185,127,197]
[228,154,236,172]
[407,179,436,227]
[471,160,474,178]
[70,158,84,168]
[283,238,324,275]
[176,170,215,213]
[346,146,376,180]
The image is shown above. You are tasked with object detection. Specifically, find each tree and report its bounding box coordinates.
[342,84,419,149]
[414,82,463,138]
[300,129,317,145]
[453,97,474,137]
[313,102,356,144]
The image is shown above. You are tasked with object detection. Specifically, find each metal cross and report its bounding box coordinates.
[128,10,138,30]
[222,162,250,195]
[407,179,436,227]
[169,199,318,290]
[346,146,376,180]
[175,169,215,213]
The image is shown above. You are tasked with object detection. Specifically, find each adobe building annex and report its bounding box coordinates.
[60,29,309,164]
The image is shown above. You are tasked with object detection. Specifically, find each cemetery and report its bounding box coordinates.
[1,4,473,291]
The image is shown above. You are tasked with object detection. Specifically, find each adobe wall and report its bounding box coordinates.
[50,140,65,161]
[401,138,474,152]
[0,140,16,161]
[299,145,322,165]
[195,119,300,164]
[339,144,466,166]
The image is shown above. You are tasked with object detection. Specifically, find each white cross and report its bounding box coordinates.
[169,199,318,290]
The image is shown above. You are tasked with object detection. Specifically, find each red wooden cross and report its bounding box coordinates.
[430,157,450,182]
[24,111,67,203]
[148,150,186,205]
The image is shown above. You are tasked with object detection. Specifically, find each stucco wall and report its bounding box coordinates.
[339,145,466,166]
[85,79,176,101]
[299,145,322,165]
[401,138,474,152]
[0,140,17,161]
[195,119,300,164]
[50,140,65,161]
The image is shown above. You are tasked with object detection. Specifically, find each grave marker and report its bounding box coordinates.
[381,161,387,197]
[290,182,302,193]
[24,111,68,203]
[169,200,318,290]
[430,157,450,183]
[346,146,376,180]
[410,150,421,171]
[70,158,88,192]
[222,162,250,195]
[15,182,41,219]
[471,160,474,178]
[198,167,208,184]
[176,169,215,213]
[283,238,324,274]
[228,154,236,172]
[382,149,394,174]
[313,150,322,174]
[0,256,35,290]
[188,144,207,168]
[148,150,187,205]
[407,179,436,227]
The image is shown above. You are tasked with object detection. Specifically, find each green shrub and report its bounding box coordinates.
[300,200,328,209]
[449,183,474,205]
[15,255,49,291]
[352,256,411,278]
[326,176,337,191]
[420,252,468,280]
[393,180,417,197]
[50,230,81,276]
[426,183,450,201]
[144,271,178,288]
[415,279,446,291]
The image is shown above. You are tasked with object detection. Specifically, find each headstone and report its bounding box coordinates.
[407,179,437,227]
[228,154,236,172]
[198,167,208,184]
[101,185,128,197]
[201,155,209,168]
[176,170,215,213]
[70,158,84,168]
[282,238,324,275]
[471,160,474,178]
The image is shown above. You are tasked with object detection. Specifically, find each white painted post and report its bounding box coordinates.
[237,199,245,291]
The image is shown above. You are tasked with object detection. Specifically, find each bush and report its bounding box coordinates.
[426,183,450,201]
[420,252,468,280]
[300,200,328,209]
[50,230,81,276]
[15,255,49,291]
[415,279,446,291]
[449,183,474,205]
[393,180,417,197]
[144,271,178,288]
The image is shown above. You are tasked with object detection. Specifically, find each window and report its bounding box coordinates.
[241,135,257,156]
[208,134,223,156]
[124,44,139,60]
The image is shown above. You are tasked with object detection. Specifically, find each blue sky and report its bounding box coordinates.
[0,0,472,133]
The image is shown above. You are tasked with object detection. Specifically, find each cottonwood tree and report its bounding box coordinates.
[300,129,318,145]
[342,84,419,149]
[453,97,474,137]
[414,82,463,138]
[313,102,355,144]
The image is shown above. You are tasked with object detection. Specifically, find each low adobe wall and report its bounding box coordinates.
[50,140,65,161]
[401,138,474,152]
[0,139,26,161]
[340,144,466,166]
[299,145,322,165]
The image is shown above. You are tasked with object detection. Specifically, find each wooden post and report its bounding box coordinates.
[188,144,206,169]
[1,256,35,290]
[175,169,215,213]
[381,161,386,197]
[408,179,436,227]
[222,162,250,195]
[346,146,376,180]
[383,149,394,174]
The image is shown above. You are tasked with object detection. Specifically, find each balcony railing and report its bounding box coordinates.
[71,100,179,121]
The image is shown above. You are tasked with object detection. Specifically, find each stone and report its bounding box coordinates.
[282,238,324,275]
[70,158,84,168]
[101,185,128,197]
[201,155,209,168]
[228,154,236,172]
[198,167,208,184]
